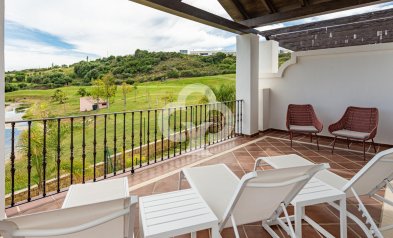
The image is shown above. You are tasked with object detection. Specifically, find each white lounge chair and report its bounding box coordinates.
[0,178,137,238]
[180,163,326,238]
[256,148,393,238]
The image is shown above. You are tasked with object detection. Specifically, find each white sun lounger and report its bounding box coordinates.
[256,148,393,238]
[180,163,326,238]
[0,178,137,238]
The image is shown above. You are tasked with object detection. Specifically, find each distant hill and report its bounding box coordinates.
[5,50,236,92]
[5,50,291,92]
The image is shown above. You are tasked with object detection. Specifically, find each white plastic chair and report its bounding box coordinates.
[256,148,393,238]
[180,163,326,238]
[0,186,137,238]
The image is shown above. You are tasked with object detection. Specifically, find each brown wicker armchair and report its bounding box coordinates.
[329,106,379,160]
[286,104,323,149]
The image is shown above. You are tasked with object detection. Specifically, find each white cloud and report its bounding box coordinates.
[5,0,236,70]
[5,0,393,70]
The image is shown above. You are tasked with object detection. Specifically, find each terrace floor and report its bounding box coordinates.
[5,130,393,238]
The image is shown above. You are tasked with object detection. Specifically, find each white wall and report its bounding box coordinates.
[236,34,259,135]
[259,42,393,144]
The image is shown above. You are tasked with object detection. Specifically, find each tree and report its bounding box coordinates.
[91,74,117,108]
[77,88,90,97]
[51,89,68,104]
[121,82,132,110]
[133,83,138,102]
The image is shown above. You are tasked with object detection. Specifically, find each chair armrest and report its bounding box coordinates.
[367,126,378,140]
[254,157,269,171]
[328,119,345,133]
[4,196,138,238]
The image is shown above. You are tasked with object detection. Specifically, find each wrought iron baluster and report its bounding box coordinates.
[139,111,143,167]
[185,106,188,152]
[42,120,47,197]
[227,102,230,140]
[104,115,107,178]
[221,102,223,142]
[200,105,202,148]
[208,104,211,146]
[27,121,32,202]
[204,104,207,149]
[190,106,194,151]
[154,110,157,163]
[167,108,170,159]
[10,122,15,207]
[161,109,164,161]
[70,118,74,184]
[195,106,198,150]
[131,112,135,174]
[82,116,86,183]
[113,114,117,175]
[179,107,182,155]
[147,110,150,165]
[93,116,97,181]
[57,119,61,193]
[173,108,176,157]
[123,113,126,173]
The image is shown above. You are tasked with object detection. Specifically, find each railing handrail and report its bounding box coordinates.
[5,100,243,124]
[5,100,244,208]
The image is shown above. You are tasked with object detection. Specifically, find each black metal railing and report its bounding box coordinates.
[5,100,243,207]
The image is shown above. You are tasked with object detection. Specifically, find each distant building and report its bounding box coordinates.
[179,50,188,54]
[188,50,236,56]
[80,97,108,112]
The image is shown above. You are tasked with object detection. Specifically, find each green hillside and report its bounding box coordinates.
[5,50,236,92]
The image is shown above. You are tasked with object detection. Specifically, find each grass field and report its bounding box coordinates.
[6,74,236,118]
[5,74,236,199]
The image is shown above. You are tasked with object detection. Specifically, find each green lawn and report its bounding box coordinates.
[5,74,236,201]
[6,74,236,118]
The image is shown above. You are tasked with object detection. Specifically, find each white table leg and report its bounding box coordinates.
[339,198,347,238]
[295,205,303,238]
[211,225,222,238]
[191,232,196,238]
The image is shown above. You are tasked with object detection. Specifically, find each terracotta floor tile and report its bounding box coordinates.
[7,131,392,238]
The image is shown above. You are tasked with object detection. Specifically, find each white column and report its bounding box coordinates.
[0,0,5,219]
[259,40,279,75]
[236,34,259,136]
[258,40,279,132]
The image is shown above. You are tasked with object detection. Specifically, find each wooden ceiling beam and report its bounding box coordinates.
[260,0,277,13]
[231,0,251,19]
[299,0,309,7]
[240,0,389,28]
[130,0,259,34]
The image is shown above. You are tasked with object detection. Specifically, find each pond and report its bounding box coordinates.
[5,103,28,159]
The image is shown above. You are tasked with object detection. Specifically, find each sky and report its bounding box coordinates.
[5,0,393,71]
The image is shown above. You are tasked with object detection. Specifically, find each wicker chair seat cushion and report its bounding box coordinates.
[332,129,370,140]
[289,125,319,132]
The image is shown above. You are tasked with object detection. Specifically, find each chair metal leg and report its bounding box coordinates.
[346,138,350,149]
[332,136,337,154]
[363,140,366,161]
[315,133,320,151]
[289,131,293,148]
[372,139,377,153]
[310,133,313,143]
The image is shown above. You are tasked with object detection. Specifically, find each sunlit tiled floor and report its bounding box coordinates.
[6,130,393,238]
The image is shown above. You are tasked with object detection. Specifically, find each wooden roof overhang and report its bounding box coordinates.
[130,0,393,51]
[260,8,393,51]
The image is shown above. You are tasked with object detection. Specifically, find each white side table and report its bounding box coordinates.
[291,178,347,238]
[139,189,220,238]
[62,177,129,208]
